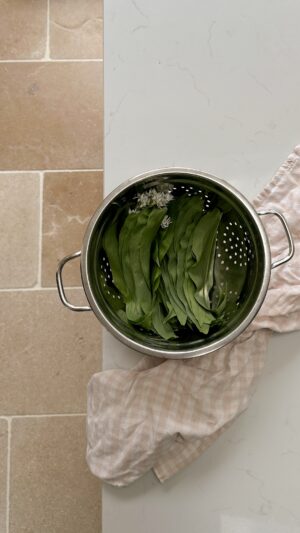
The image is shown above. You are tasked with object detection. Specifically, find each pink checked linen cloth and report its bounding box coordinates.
[87,146,300,486]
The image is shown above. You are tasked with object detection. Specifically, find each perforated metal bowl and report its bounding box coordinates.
[56,169,294,359]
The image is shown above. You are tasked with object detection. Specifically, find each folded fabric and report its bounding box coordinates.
[87,146,300,486]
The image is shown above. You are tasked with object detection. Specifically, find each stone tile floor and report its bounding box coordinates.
[0,1,103,531]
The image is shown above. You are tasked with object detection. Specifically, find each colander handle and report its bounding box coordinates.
[258,210,295,269]
[56,251,91,312]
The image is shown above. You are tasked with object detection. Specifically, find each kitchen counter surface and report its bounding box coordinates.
[103,1,300,531]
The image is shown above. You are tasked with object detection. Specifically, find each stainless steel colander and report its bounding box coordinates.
[56,169,294,359]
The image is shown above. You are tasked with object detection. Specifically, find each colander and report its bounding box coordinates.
[56,169,294,359]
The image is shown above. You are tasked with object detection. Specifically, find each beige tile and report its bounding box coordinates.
[0,174,39,288]
[0,419,8,533]
[0,63,103,170]
[0,0,47,59]
[50,0,103,59]
[10,416,101,533]
[0,290,101,415]
[42,171,103,287]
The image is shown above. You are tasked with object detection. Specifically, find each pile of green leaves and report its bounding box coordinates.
[101,191,247,340]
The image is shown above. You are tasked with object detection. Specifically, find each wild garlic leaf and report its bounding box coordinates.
[169,195,204,292]
[183,276,213,334]
[139,207,167,291]
[160,259,187,326]
[117,309,137,331]
[163,300,177,324]
[172,196,204,254]
[151,208,177,296]
[182,217,215,333]
[102,216,128,300]
[176,218,205,329]
[119,207,167,327]
[170,196,216,333]
[125,210,153,321]
[189,208,222,310]
[152,300,177,339]
[118,211,137,302]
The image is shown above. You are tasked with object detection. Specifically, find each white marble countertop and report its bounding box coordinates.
[103,1,300,531]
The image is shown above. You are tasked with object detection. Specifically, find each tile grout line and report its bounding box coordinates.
[44,0,50,60]
[0,414,86,419]
[6,418,11,533]
[0,169,103,173]
[37,172,44,288]
[0,59,103,63]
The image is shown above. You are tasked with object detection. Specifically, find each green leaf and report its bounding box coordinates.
[183,276,213,334]
[169,196,215,333]
[160,259,187,326]
[157,222,175,263]
[118,211,137,302]
[102,216,128,300]
[181,216,216,334]
[139,207,167,290]
[169,195,204,289]
[163,300,177,323]
[119,207,167,327]
[152,300,177,339]
[151,211,176,295]
[189,208,222,310]
[125,210,152,321]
